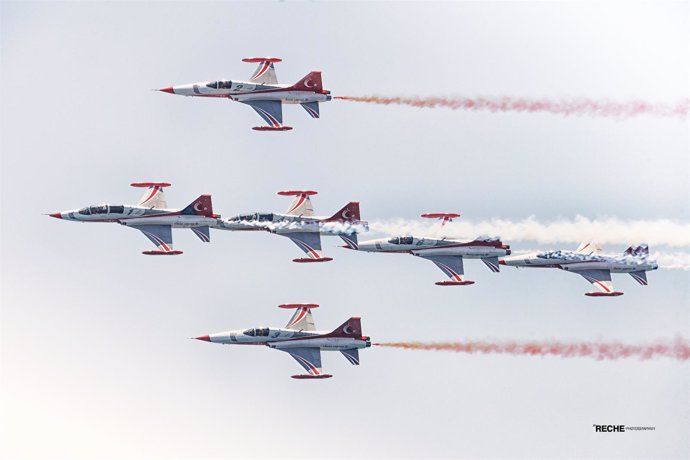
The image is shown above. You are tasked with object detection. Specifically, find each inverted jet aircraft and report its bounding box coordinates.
[357,213,511,285]
[159,57,331,131]
[500,242,658,296]
[215,190,367,262]
[49,182,217,255]
[194,304,371,379]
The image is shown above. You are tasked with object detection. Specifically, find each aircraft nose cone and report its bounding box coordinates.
[49,212,62,219]
[159,87,175,94]
[195,335,211,342]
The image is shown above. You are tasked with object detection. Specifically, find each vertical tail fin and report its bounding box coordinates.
[328,317,362,338]
[326,202,361,222]
[292,71,323,92]
[624,244,649,258]
[181,194,214,217]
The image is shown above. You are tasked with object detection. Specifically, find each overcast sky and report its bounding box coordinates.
[1,1,689,458]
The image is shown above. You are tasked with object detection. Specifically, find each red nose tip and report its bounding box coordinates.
[49,212,62,219]
[195,335,211,342]
[159,87,175,94]
[499,260,506,265]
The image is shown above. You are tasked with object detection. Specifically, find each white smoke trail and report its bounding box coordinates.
[369,216,690,248]
[652,251,690,271]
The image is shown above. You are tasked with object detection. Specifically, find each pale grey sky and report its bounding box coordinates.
[1,1,689,458]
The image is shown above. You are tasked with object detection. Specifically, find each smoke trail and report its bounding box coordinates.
[652,251,690,271]
[375,338,690,361]
[369,216,690,248]
[335,96,690,119]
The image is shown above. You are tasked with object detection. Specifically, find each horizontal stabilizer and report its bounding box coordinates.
[191,226,211,242]
[340,234,358,250]
[340,349,360,365]
[629,271,648,285]
[301,102,320,118]
[481,256,501,273]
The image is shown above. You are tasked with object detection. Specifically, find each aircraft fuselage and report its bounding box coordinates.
[165,80,331,104]
[204,327,371,351]
[501,251,658,273]
[53,204,216,228]
[358,236,511,258]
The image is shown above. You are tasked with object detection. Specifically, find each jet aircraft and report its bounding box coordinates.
[49,182,217,255]
[356,213,511,285]
[159,57,331,131]
[194,304,370,379]
[500,242,658,296]
[215,190,366,262]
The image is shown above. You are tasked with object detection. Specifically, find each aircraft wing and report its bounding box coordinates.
[284,232,331,262]
[573,269,622,296]
[243,58,280,85]
[130,224,181,255]
[418,254,474,285]
[241,100,284,128]
[131,182,170,209]
[280,347,326,377]
[283,305,317,331]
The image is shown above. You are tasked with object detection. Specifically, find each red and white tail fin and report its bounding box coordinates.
[292,71,323,92]
[181,194,214,217]
[131,182,171,209]
[326,202,361,222]
[327,317,362,338]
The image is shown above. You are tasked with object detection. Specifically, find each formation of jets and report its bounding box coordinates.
[48,57,662,379]
[195,304,370,379]
[49,184,658,299]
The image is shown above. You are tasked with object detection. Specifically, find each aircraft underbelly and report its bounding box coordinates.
[122,216,216,227]
[414,247,503,257]
[234,92,327,103]
[269,338,362,350]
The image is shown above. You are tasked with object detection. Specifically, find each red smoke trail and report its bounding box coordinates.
[335,96,690,119]
[375,338,690,361]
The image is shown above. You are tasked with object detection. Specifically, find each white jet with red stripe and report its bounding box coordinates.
[193,304,371,379]
[214,190,367,263]
[499,242,658,296]
[159,57,331,131]
[48,182,219,255]
[357,213,511,286]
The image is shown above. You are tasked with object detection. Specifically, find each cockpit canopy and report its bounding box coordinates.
[206,80,233,89]
[387,236,414,245]
[78,205,124,215]
[243,328,269,337]
[231,213,274,222]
